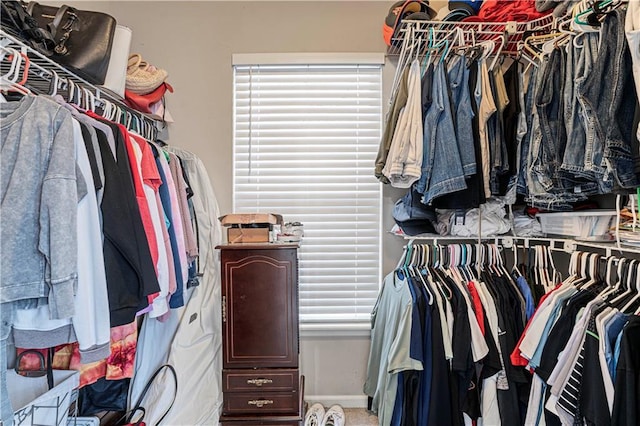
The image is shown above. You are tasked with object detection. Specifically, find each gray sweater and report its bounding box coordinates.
[1,96,81,320]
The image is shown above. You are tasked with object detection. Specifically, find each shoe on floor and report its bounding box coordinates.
[322,404,345,426]
[305,402,326,426]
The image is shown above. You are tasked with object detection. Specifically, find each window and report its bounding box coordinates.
[232,53,383,329]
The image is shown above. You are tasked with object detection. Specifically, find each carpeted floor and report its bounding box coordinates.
[342,408,378,425]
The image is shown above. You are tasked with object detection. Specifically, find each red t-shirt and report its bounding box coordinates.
[467,281,486,336]
[510,282,563,368]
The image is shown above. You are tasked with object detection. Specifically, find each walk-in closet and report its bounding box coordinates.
[1,1,639,425]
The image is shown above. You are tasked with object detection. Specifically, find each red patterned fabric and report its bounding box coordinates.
[17,320,138,388]
[475,0,550,21]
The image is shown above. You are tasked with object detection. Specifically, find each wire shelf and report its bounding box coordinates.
[386,14,556,57]
[0,28,164,140]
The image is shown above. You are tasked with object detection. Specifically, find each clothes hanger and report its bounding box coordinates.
[574,251,595,289]
[535,246,547,290]
[47,69,59,96]
[395,244,409,271]
[390,25,416,100]
[131,114,142,136]
[452,245,468,284]
[455,244,467,281]
[489,32,507,71]
[604,257,629,300]
[106,100,117,121]
[496,244,505,277]
[99,98,111,120]
[422,26,461,67]
[83,87,96,113]
[548,245,561,285]
[460,244,472,281]
[145,120,153,141]
[511,243,521,278]
[489,243,498,276]
[593,256,618,301]
[586,252,602,289]
[1,47,23,84]
[608,258,635,306]
[440,27,465,64]
[412,245,435,303]
[112,104,122,123]
[126,109,134,131]
[119,107,127,125]
[465,243,478,281]
[477,40,496,62]
[67,78,78,105]
[447,245,460,282]
[0,47,31,96]
[464,30,484,65]
[462,243,474,281]
[543,246,555,290]
[574,0,617,26]
[619,260,640,313]
[494,244,509,278]
[418,29,431,73]
[435,248,454,300]
[566,250,579,282]
[570,0,610,32]
[524,32,566,57]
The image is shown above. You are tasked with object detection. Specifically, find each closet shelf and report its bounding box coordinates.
[386,14,555,57]
[0,29,163,140]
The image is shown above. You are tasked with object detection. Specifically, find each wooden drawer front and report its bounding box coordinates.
[224,369,298,392]
[223,392,299,415]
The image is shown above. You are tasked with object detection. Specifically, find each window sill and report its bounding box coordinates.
[299,322,371,338]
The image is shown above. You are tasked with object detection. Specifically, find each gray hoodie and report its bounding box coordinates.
[1,96,80,320]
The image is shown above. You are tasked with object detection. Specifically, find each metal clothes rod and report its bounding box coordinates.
[0,29,163,141]
[404,235,640,257]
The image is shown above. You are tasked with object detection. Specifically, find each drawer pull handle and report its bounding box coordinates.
[246,378,273,387]
[248,399,273,408]
[222,296,226,323]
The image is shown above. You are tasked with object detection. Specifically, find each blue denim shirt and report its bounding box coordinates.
[447,55,477,177]
[418,62,468,204]
[582,8,638,188]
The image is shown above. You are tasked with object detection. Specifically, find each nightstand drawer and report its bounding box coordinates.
[224,369,299,392]
[223,391,299,415]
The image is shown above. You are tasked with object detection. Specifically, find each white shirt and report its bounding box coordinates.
[382,59,423,188]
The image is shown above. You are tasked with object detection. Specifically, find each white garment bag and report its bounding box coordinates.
[128,149,224,425]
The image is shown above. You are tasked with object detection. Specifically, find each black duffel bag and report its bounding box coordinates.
[27,2,116,85]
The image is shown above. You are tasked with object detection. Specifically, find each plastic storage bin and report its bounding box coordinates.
[8,369,79,426]
[536,210,616,239]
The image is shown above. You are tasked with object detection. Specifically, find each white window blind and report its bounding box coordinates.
[233,60,383,327]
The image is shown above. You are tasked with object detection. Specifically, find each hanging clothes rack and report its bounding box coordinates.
[402,235,640,258]
[0,29,163,140]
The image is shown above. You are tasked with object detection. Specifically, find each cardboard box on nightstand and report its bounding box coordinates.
[219,213,284,244]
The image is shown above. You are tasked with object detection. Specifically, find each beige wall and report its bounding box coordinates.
[53,0,445,406]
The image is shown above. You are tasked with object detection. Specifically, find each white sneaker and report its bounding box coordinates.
[322,404,345,426]
[305,403,326,426]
